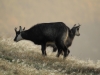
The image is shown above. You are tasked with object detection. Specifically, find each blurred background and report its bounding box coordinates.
[0,0,100,61]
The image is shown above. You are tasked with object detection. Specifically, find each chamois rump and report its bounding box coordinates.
[14,22,70,59]
[47,24,81,57]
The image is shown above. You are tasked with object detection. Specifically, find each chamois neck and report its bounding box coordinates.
[69,30,75,40]
[21,30,30,40]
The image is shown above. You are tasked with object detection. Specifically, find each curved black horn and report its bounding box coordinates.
[74,24,76,27]
[19,26,23,32]
[19,26,21,31]
[15,27,17,32]
[23,27,25,30]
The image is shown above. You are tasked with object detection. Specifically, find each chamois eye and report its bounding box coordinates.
[77,28,79,30]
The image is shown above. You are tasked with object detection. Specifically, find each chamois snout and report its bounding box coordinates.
[77,33,80,36]
[14,38,17,42]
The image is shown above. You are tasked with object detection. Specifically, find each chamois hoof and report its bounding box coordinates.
[63,57,66,60]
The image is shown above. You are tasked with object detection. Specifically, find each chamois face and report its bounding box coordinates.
[75,26,80,36]
[72,24,81,36]
[14,26,25,42]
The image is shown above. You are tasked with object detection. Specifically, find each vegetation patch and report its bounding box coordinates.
[0,37,100,75]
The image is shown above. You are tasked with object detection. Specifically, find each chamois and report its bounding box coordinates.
[47,24,81,57]
[14,22,70,59]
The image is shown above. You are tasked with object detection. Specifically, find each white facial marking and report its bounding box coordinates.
[75,29,80,36]
[16,34,23,41]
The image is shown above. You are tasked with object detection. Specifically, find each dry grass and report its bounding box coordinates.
[0,37,100,75]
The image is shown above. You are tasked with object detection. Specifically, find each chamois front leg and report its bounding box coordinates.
[56,49,62,57]
[41,43,47,56]
[63,48,70,60]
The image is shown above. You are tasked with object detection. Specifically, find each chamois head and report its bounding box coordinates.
[71,24,81,36]
[14,26,25,42]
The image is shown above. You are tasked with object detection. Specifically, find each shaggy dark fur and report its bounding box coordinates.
[14,22,70,58]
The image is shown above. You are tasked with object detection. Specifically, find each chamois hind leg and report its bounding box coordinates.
[67,49,70,56]
[56,48,62,57]
[55,40,66,58]
[59,49,70,56]
[41,43,47,56]
[62,46,68,59]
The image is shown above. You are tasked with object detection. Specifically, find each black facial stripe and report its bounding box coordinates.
[77,28,79,30]
[14,31,20,41]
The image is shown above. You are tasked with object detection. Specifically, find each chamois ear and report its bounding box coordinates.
[23,27,25,31]
[78,23,81,27]
[73,24,76,27]
[15,27,17,32]
[19,26,23,32]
